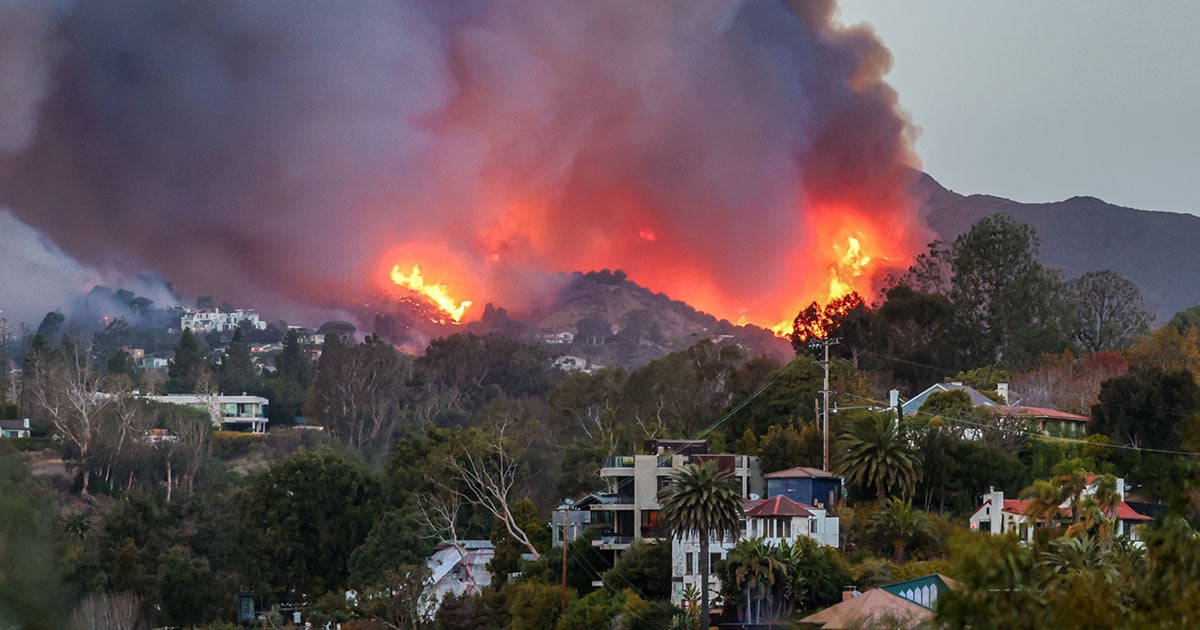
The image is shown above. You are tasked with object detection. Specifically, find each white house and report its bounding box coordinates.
[670,495,840,607]
[543,331,575,344]
[181,308,267,334]
[969,476,1151,542]
[143,393,269,433]
[420,541,494,617]
[0,418,31,439]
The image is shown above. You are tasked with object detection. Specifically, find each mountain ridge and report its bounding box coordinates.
[916,173,1200,321]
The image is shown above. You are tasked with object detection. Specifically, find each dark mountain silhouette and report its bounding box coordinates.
[916,173,1200,321]
[365,269,792,368]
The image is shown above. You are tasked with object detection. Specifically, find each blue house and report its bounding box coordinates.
[764,466,843,507]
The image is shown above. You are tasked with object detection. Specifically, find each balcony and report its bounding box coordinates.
[600,456,636,477]
[640,526,666,540]
[592,535,634,550]
[589,495,635,510]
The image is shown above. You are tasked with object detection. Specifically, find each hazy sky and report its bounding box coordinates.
[837,1,1200,214]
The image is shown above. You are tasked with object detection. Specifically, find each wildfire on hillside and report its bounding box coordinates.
[389,264,472,324]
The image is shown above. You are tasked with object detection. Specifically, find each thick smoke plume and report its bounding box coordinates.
[0,0,928,328]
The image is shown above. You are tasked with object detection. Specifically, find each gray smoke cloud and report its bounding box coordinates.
[0,0,928,328]
[0,206,99,324]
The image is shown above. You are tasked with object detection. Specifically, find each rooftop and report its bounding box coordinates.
[764,466,840,480]
[744,495,815,518]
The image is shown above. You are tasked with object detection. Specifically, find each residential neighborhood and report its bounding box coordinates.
[0,3,1198,626]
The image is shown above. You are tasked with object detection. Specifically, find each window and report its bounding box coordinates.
[711,553,721,570]
[810,518,818,534]
[783,519,791,538]
[686,553,693,575]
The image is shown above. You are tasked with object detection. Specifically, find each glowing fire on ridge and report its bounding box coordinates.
[769,232,882,337]
[827,236,872,299]
[389,264,473,323]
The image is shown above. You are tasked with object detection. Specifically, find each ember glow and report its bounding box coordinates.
[389,264,473,323]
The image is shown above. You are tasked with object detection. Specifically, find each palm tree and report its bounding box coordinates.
[834,413,920,501]
[1021,479,1065,532]
[871,497,933,561]
[660,461,744,630]
[725,538,787,623]
[1040,534,1119,584]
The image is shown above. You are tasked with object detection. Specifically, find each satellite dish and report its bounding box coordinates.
[749,493,760,500]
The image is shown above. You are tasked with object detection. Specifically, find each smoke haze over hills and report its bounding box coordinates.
[0,0,925,329]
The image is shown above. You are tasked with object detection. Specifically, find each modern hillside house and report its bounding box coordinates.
[583,440,762,567]
[144,394,269,433]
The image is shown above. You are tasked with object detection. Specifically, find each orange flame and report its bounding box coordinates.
[770,218,887,337]
[827,236,872,302]
[389,264,473,323]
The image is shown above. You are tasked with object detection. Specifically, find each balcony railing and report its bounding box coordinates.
[602,456,635,468]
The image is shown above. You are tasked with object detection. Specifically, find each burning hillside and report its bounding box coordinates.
[0,1,931,330]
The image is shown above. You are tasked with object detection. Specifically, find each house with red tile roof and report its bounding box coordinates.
[671,494,839,607]
[993,405,1089,437]
[969,476,1151,542]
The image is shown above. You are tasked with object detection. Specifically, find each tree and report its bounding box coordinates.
[834,413,920,502]
[757,424,821,474]
[158,545,226,626]
[506,580,572,630]
[275,328,314,388]
[576,313,612,345]
[445,422,542,560]
[1091,366,1200,450]
[235,448,380,596]
[166,329,207,393]
[870,498,932,561]
[659,461,743,630]
[216,328,258,395]
[0,448,70,628]
[601,539,672,600]
[948,214,1075,369]
[1071,270,1153,352]
[309,333,413,460]
[68,593,142,630]
[789,292,870,356]
[723,538,787,623]
[25,346,117,495]
[871,283,958,390]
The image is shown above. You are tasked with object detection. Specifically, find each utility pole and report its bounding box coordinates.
[809,337,840,471]
[560,498,574,614]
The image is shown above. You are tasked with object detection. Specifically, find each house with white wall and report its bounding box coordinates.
[181,308,267,333]
[420,541,494,618]
[670,495,840,607]
[969,476,1151,542]
[143,393,269,433]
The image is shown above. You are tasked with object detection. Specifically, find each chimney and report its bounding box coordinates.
[889,389,899,409]
[997,382,1010,404]
[22,418,30,429]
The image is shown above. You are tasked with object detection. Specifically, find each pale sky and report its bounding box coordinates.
[837,1,1200,214]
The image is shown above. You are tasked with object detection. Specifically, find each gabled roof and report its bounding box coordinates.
[902,382,995,415]
[743,495,815,518]
[994,405,1087,422]
[764,466,840,480]
[994,498,1150,521]
[878,573,963,609]
[800,588,932,629]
